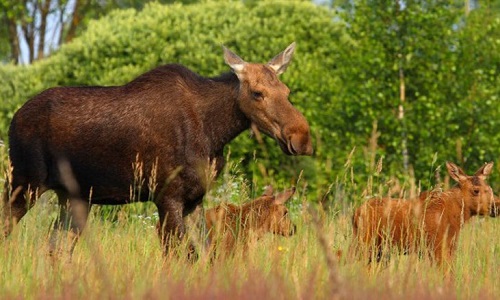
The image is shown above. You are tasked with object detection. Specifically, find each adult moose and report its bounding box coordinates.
[2,43,313,257]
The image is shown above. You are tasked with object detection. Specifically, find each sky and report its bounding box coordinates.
[18,0,76,64]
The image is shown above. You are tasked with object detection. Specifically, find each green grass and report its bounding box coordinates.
[1,190,500,299]
[1,146,499,299]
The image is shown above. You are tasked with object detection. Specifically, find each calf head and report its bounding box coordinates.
[255,186,297,237]
[223,43,313,156]
[446,161,494,216]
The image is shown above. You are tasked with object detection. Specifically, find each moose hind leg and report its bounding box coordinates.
[3,142,50,237]
[1,182,44,238]
[49,190,91,258]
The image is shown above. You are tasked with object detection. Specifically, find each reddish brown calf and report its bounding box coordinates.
[352,161,495,265]
[205,186,296,257]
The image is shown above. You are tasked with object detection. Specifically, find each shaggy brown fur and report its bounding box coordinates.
[352,161,495,265]
[205,186,296,257]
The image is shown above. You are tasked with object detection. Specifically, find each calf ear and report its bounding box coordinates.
[446,161,468,183]
[262,185,274,196]
[474,162,494,180]
[223,46,247,79]
[274,187,296,205]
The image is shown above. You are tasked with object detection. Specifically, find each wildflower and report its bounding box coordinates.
[278,246,288,252]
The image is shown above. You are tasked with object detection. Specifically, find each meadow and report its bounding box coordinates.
[2,2,500,299]
[1,144,499,300]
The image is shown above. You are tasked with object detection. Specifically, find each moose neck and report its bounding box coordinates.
[447,187,473,222]
[198,72,250,154]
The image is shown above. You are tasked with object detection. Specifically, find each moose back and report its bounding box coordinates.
[2,43,313,255]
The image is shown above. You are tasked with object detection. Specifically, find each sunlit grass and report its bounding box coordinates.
[1,189,499,299]
[1,144,499,299]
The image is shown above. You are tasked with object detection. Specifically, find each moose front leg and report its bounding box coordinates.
[156,199,196,261]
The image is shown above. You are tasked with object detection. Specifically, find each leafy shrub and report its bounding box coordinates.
[1,1,500,202]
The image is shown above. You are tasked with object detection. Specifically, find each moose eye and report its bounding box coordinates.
[251,91,263,100]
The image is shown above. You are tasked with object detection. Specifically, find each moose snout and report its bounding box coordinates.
[292,135,313,156]
[287,128,313,156]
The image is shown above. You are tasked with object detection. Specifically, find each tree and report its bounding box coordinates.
[0,1,341,200]
[1,0,74,64]
[3,0,500,199]
[0,0,200,64]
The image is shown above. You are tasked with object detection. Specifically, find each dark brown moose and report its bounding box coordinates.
[352,161,496,266]
[1,43,312,256]
[205,185,296,258]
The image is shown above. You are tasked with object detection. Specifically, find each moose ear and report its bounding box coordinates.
[267,42,296,75]
[474,162,494,180]
[446,161,468,182]
[223,45,247,78]
[262,185,274,196]
[273,187,296,205]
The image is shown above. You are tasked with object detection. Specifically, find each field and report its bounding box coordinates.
[1,146,499,300]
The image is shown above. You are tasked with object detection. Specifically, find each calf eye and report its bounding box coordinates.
[251,91,263,100]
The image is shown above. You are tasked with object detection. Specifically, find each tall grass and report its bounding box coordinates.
[1,143,499,299]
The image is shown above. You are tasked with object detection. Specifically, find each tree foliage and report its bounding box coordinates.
[329,0,500,190]
[1,0,500,202]
[0,0,200,64]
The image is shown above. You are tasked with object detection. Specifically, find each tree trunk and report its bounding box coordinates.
[396,1,409,173]
[37,0,52,60]
[20,0,37,63]
[64,0,86,43]
[398,67,409,173]
[5,17,20,64]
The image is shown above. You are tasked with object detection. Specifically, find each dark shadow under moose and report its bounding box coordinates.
[1,42,313,259]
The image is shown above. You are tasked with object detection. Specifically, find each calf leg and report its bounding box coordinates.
[49,190,91,257]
